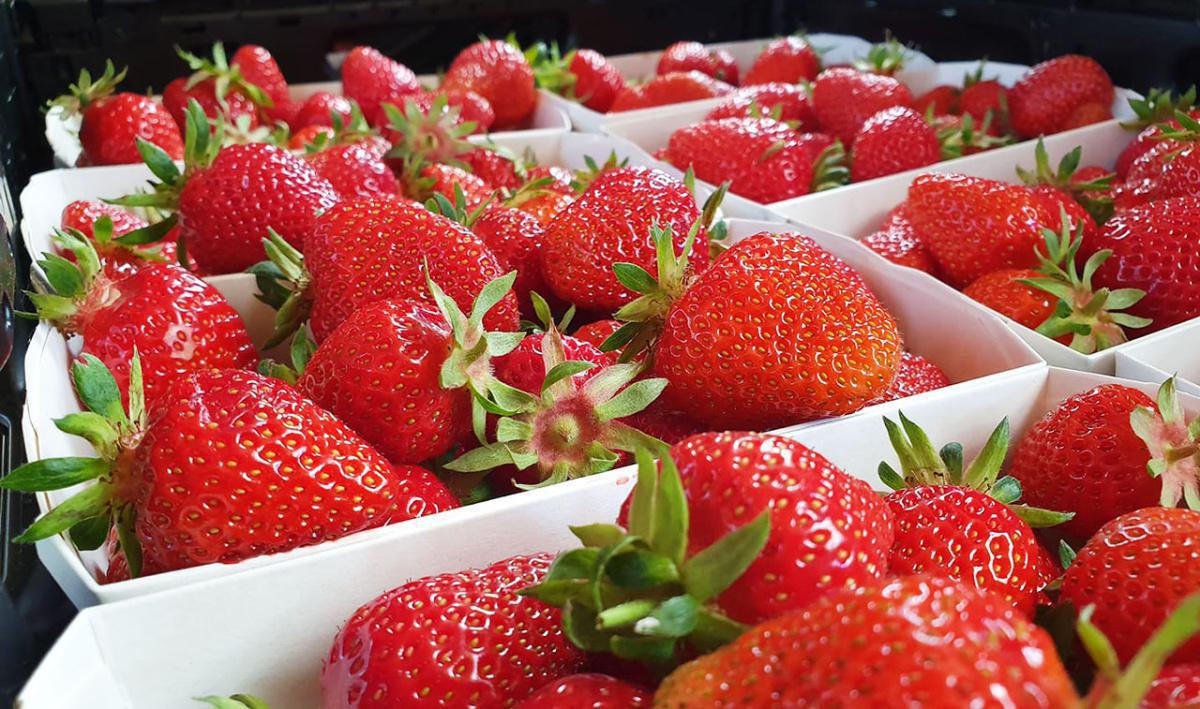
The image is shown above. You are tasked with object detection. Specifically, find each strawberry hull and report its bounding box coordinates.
[772,119,1198,374]
[15,365,1194,708]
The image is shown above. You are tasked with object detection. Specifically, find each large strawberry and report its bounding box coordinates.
[29,233,256,408]
[1008,54,1114,137]
[339,45,420,124]
[609,71,732,111]
[811,67,913,145]
[1,357,456,577]
[531,44,624,113]
[850,106,940,181]
[321,554,583,707]
[743,36,820,85]
[657,40,738,85]
[48,61,183,167]
[539,166,707,312]
[441,38,536,128]
[516,674,649,708]
[653,575,1077,706]
[704,82,815,129]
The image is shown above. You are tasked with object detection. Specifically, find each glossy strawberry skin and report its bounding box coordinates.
[571,319,621,349]
[179,142,340,274]
[1062,508,1200,664]
[471,207,547,315]
[743,36,820,86]
[914,84,959,116]
[78,93,183,167]
[655,575,1076,707]
[297,299,470,464]
[866,351,949,405]
[230,44,288,107]
[861,204,941,276]
[321,554,583,708]
[665,117,811,203]
[1114,111,1200,179]
[306,196,518,341]
[851,106,941,182]
[568,48,624,112]
[540,166,705,311]
[494,332,613,397]
[1008,55,1113,138]
[415,163,493,212]
[340,46,420,124]
[62,200,146,237]
[811,67,914,145]
[619,432,892,625]
[163,77,259,132]
[657,41,738,85]
[75,264,256,408]
[907,173,1053,288]
[959,79,1008,134]
[461,149,521,190]
[963,268,1057,331]
[517,674,649,708]
[293,91,353,128]
[1117,141,1200,209]
[60,201,182,277]
[609,71,732,112]
[130,369,457,573]
[398,90,495,134]
[705,82,815,129]
[654,232,902,428]
[1084,195,1200,332]
[441,40,536,128]
[1009,385,1159,539]
[1140,664,1200,708]
[306,143,400,201]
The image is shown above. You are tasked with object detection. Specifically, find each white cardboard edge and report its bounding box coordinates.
[1113,318,1200,397]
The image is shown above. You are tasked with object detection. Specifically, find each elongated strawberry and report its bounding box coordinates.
[1008,54,1114,138]
[811,67,913,145]
[442,38,536,128]
[609,71,733,112]
[743,36,820,86]
[531,44,624,113]
[704,82,815,129]
[323,554,581,707]
[517,674,649,708]
[230,44,288,112]
[658,41,738,85]
[851,106,940,181]
[1,355,456,576]
[866,351,949,405]
[340,45,420,124]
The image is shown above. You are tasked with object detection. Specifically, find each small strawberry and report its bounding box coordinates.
[287,124,334,150]
[1016,138,1116,225]
[305,142,400,200]
[531,44,624,113]
[340,45,420,124]
[866,351,949,405]
[811,67,914,145]
[1116,111,1200,209]
[164,43,272,131]
[657,40,738,85]
[460,148,523,190]
[292,91,353,128]
[517,674,649,708]
[609,71,733,112]
[48,61,183,167]
[915,84,959,116]
[704,82,815,129]
[959,64,1010,134]
[743,36,820,86]
[60,200,147,241]
[230,44,288,116]
[861,204,941,275]
[441,38,537,128]
[571,319,622,349]
[850,106,940,182]
[492,328,613,397]
[56,211,179,278]
[963,268,1057,330]
[468,207,548,313]
[1008,54,1114,138]
[1113,87,1198,178]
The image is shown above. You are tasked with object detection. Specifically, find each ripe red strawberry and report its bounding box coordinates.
[704,82,815,129]
[743,36,820,86]
[959,79,1009,134]
[517,674,649,708]
[657,40,738,85]
[861,204,941,275]
[811,67,914,145]
[288,124,333,150]
[1008,55,1114,138]
[914,84,959,116]
[644,231,902,427]
[571,319,621,349]
[305,142,400,200]
[49,62,183,167]
[851,106,940,182]
[459,148,521,190]
[470,207,548,313]
[164,44,271,131]
[1140,665,1200,707]
[61,200,147,240]
[292,91,352,128]
[56,209,180,278]
[30,235,256,408]
[609,71,732,112]
[340,45,420,124]
[1015,139,1114,229]
[1116,118,1200,209]
[533,45,624,113]
[907,173,1055,288]
[964,268,1056,329]
[1062,507,1200,664]
[413,163,493,211]
[1113,89,1199,178]
[322,554,582,707]
[654,576,1077,706]
[866,351,949,405]
[493,329,614,395]
[441,39,536,128]
[540,166,706,311]
[230,44,288,110]
[394,90,495,135]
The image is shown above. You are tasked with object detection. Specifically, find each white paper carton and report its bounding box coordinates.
[44,79,571,168]
[1114,318,1200,397]
[772,119,1198,374]
[601,61,1139,220]
[17,365,1190,709]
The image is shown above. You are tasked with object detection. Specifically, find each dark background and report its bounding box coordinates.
[0,0,1198,703]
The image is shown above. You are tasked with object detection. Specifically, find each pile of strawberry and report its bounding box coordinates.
[207,374,1200,708]
[652,50,1115,205]
[863,86,1200,353]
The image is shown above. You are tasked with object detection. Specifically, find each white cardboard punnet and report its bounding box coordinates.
[1113,318,1200,397]
[18,366,1191,709]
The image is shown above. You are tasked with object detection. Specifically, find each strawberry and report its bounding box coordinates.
[539,166,707,311]
[609,71,732,112]
[49,62,183,167]
[441,39,536,128]
[1062,507,1200,664]
[393,90,496,135]
[492,330,612,396]
[876,415,1069,614]
[906,172,1056,288]
[1016,139,1116,227]
[850,106,940,182]
[322,554,582,707]
[657,40,738,85]
[460,148,522,190]
[1008,55,1114,138]
[1084,195,1200,332]
[1117,113,1200,209]
[305,142,400,200]
[29,233,256,408]
[811,67,914,145]
[571,319,621,349]
[959,80,1009,135]
[1113,88,1199,178]
[1141,665,1200,707]
[61,200,147,241]
[653,576,1077,706]
[963,268,1057,330]
[56,210,180,278]
[2,355,456,576]
[704,82,815,129]
[517,674,649,708]
[914,84,959,116]
[469,207,549,314]
[340,45,420,124]
[292,91,353,128]
[861,204,941,275]
[230,44,288,112]
[852,37,916,76]
[164,44,271,131]
[288,124,334,151]
[743,36,820,86]
[532,45,624,113]
[866,351,949,405]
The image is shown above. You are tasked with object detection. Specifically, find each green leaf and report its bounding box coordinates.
[116,505,142,578]
[582,362,643,404]
[1009,504,1075,528]
[681,509,769,602]
[290,329,317,374]
[71,355,128,424]
[127,350,145,427]
[194,694,270,709]
[598,322,639,353]
[563,601,610,652]
[68,514,111,551]
[612,262,659,295]
[939,442,964,481]
[542,361,596,393]
[467,271,518,329]
[136,138,182,184]
[487,378,540,414]
[495,417,534,443]
[877,462,904,491]
[963,418,1010,490]
[14,483,112,543]
[485,331,525,358]
[516,577,588,606]
[627,448,659,540]
[1059,540,1077,569]
[53,412,118,454]
[597,599,659,630]
[114,215,178,246]
[1157,377,1183,425]
[594,377,668,421]
[569,523,626,549]
[650,454,689,567]
[609,635,677,664]
[443,444,519,473]
[0,457,110,492]
[40,253,85,298]
[690,606,748,652]
[633,595,698,638]
[546,547,601,582]
[991,475,1022,504]
[605,549,680,589]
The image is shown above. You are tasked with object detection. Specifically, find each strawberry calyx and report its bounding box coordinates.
[1016,138,1115,223]
[810,140,849,192]
[426,182,500,229]
[1120,86,1197,130]
[444,325,669,487]
[498,176,559,213]
[936,111,1012,160]
[527,41,582,100]
[521,447,770,665]
[176,42,273,109]
[0,353,150,577]
[571,152,628,193]
[252,228,313,348]
[879,411,1073,528]
[383,95,476,168]
[962,59,990,88]
[47,60,127,116]
[851,36,911,76]
[1129,377,1200,510]
[195,694,270,709]
[1017,211,1151,353]
[302,102,378,154]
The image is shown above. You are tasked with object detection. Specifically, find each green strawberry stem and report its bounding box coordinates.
[1152,108,1200,145]
[521,447,769,665]
[878,411,1073,528]
[1128,377,1200,510]
[1015,138,1115,224]
[176,42,273,109]
[851,35,910,75]
[195,694,270,709]
[1120,86,1197,130]
[811,140,849,192]
[527,41,582,100]
[936,111,1013,160]
[1018,209,1151,353]
[0,352,148,575]
[303,102,377,154]
[46,60,126,116]
[252,229,312,349]
[1081,591,1200,709]
[572,152,629,193]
